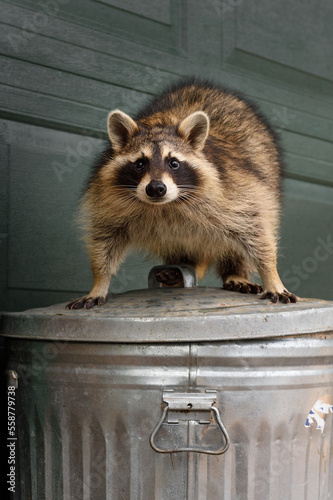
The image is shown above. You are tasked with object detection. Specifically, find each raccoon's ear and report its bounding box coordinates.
[107,110,139,152]
[177,111,209,151]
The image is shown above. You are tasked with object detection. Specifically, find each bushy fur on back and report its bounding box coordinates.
[67,78,297,309]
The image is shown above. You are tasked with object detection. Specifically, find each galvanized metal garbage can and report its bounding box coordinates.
[1,266,333,500]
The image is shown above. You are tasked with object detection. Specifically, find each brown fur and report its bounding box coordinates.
[67,79,297,309]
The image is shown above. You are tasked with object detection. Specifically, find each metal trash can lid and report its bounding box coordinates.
[1,285,333,343]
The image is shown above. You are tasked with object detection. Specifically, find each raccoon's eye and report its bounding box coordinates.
[134,159,146,171]
[169,158,180,170]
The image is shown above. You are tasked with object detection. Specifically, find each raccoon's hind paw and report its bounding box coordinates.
[223,278,263,294]
[260,290,297,304]
[66,295,107,310]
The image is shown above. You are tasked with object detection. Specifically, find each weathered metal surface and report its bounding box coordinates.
[4,333,333,500]
[1,287,333,342]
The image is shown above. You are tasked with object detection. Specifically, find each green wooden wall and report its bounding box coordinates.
[1,0,333,313]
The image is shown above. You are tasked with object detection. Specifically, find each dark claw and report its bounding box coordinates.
[249,283,263,294]
[280,294,290,304]
[66,297,87,310]
[66,296,107,310]
[223,280,262,295]
[260,291,298,304]
[261,291,278,303]
[85,298,98,309]
[223,280,242,292]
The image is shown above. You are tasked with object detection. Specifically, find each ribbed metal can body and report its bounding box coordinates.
[4,331,333,500]
[2,286,333,499]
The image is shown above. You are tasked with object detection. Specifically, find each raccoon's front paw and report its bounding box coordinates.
[260,290,297,304]
[66,295,107,310]
[223,278,263,294]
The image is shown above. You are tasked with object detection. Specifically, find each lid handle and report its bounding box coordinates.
[148,265,198,288]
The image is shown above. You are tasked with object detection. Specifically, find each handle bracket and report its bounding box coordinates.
[150,390,230,455]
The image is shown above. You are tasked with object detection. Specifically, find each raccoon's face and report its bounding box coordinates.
[107,110,210,205]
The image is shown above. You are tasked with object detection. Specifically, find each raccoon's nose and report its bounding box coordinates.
[146,181,167,198]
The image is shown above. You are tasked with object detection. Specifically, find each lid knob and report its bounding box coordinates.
[148,265,198,288]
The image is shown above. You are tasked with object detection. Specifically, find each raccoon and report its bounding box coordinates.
[66,78,297,309]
